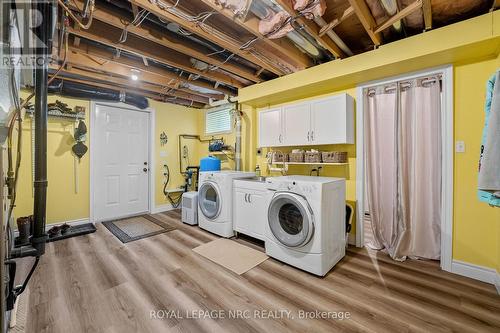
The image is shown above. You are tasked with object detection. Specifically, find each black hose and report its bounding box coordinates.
[163,165,183,208]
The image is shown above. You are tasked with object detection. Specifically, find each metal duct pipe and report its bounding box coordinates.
[378,0,402,32]
[313,17,353,56]
[48,79,149,109]
[31,0,53,256]
[250,0,323,58]
[234,103,242,171]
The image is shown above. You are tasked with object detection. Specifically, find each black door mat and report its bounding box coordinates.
[102,214,176,243]
[46,223,97,243]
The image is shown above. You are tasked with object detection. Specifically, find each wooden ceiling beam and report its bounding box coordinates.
[196,0,311,71]
[54,75,206,108]
[347,0,382,46]
[375,0,423,34]
[422,0,432,30]
[67,20,242,90]
[66,24,236,96]
[64,46,221,102]
[272,0,346,58]
[69,0,261,83]
[128,0,286,76]
[319,6,355,37]
[50,65,207,107]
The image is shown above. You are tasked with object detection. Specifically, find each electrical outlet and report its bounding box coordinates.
[455,141,465,153]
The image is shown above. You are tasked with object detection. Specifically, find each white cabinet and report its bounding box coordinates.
[233,180,267,241]
[258,107,283,147]
[311,94,354,145]
[283,102,311,145]
[258,93,354,147]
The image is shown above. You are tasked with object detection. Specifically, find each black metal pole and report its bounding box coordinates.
[31,0,52,255]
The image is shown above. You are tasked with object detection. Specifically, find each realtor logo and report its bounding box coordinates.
[1,0,56,68]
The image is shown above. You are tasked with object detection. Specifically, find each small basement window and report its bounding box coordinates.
[205,107,233,135]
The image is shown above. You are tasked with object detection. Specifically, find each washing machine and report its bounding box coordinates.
[198,171,255,237]
[265,176,346,276]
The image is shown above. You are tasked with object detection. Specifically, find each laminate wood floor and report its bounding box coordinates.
[19,210,500,333]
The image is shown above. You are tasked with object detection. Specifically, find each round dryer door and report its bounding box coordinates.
[198,182,221,219]
[267,192,314,247]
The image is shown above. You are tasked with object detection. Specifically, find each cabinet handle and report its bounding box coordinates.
[244,194,248,203]
[248,194,251,203]
[278,134,282,143]
[307,131,310,142]
[311,131,314,141]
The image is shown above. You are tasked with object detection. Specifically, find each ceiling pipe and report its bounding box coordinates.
[378,0,402,32]
[251,0,323,58]
[312,16,353,56]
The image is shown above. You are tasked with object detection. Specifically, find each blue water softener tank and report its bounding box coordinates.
[200,156,221,172]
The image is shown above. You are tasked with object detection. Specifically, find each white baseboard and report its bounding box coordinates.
[151,204,175,214]
[451,260,498,285]
[494,271,500,295]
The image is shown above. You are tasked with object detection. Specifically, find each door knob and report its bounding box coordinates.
[143,168,148,172]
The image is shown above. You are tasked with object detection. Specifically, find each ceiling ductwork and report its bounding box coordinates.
[378,0,403,32]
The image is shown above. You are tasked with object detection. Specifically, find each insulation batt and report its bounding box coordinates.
[258,11,294,39]
[293,0,326,18]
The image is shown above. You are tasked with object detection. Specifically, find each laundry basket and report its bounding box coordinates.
[271,151,288,164]
[305,151,322,163]
[322,151,348,163]
[289,151,305,163]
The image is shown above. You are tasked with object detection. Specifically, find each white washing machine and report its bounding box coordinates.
[198,171,255,237]
[265,176,346,276]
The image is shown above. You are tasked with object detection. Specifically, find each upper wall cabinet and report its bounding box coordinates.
[258,93,354,147]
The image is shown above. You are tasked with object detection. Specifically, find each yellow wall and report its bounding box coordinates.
[14,95,201,224]
[453,58,500,269]
[238,12,500,270]
[15,94,90,224]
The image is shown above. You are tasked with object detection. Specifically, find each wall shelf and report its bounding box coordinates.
[267,161,348,173]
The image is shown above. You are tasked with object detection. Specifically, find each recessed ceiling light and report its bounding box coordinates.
[131,74,138,81]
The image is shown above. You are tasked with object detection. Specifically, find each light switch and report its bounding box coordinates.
[455,141,465,153]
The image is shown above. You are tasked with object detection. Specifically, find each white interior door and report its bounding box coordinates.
[94,104,150,221]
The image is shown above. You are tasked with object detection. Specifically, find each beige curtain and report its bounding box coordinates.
[364,87,398,253]
[365,77,442,261]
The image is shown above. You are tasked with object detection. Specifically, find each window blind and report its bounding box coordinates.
[205,108,232,134]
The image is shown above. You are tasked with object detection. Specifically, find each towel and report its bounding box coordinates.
[478,70,500,206]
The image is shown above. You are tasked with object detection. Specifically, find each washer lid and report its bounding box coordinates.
[198,182,221,219]
[268,192,314,248]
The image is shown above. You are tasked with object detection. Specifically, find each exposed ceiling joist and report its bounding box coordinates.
[67,20,242,90]
[196,0,312,71]
[347,0,382,46]
[65,42,225,100]
[67,23,237,95]
[69,0,261,83]
[375,0,423,34]
[52,74,205,108]
[50,65,207,107]
[422,0,432,30]
[128,0,286,76]
[319,6,355,37]
[272,0,346,58]
[493,1,500,9]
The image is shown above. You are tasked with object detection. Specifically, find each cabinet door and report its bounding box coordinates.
[311,94,354,144]
[233,189,266,240]
[259,108,282,147]
[246,191,266,239]
[283,102,311,146]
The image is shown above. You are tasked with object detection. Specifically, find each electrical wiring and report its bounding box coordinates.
[149,0,291,74]
[119,9,150,43]
[57,0,95,30]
